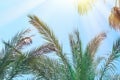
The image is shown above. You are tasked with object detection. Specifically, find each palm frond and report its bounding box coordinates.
[69,30,82,67]
[2,41,32,80]
[16,36,32,50]
[28,15,57,44]
[69,30,82,80]
[85,32,106,58]
[28,55,67,80]
[100,38,120,80]
[28,43,56,57]
[10,29,31,48]
[78,32,106,80]
[28,15,64,57]
[29,15,75,80]
[0,30,33,80]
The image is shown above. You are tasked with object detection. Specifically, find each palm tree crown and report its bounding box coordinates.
[0,15,120,80]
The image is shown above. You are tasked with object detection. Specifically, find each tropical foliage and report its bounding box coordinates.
[28,15,120,80]
[1,15,120,80]
[1,0,120,80]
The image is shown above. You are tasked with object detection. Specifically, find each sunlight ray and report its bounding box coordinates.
[95,0,111,19]
[92,0,113,31]
[78,0,115,54]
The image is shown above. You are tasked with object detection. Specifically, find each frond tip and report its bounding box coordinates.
[28,15,43,27]
[28,15,62,56]
[17,36,32,49]
[31,43,56,56]
[28,15,57,43]
[86,32,106,58]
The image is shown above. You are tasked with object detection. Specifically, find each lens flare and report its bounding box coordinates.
[78,0,95,15]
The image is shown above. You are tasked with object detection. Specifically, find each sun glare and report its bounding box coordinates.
[78,0,95,14]
[78,0,90,3]
[78,0,94,5]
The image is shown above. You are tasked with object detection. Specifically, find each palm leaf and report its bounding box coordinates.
[85,32,106,58]
[100,38,120,80]
[29,15,75,80]
[69,30,82,80]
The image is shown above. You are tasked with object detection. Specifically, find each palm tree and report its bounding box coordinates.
[28,15,120,80]
[0,0,119,79]
[0,29,62,80]
[1,15,120,80]
[0,0,120,80]
[0,29,33,80]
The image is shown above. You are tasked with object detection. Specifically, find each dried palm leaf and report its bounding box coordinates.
[109,7,120,30]
[31,43,56,56]
[86,32,106,58]
[16,37,32,49]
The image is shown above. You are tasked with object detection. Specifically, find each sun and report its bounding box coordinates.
[78,0,95,14]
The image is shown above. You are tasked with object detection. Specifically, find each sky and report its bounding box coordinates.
[0,0,120,79]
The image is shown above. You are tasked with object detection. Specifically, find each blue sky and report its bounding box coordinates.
[0,0,119,54]
[0,0,120,79]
